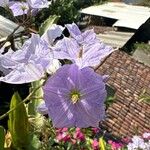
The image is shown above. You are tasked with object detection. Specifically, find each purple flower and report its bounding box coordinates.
[43,64,106,128]
[0,0,9,7]
[0,62,45,83]
[53,36,113,69]
[8,0,49,16]
[27,0,49,9]
[143,132,150,140]
[37,102,48,115]
[46,59,61,75]
[65,23,99,45]
[0,47,12,75]
[0,34,53,84]
[127,136,148,150]
[9,2,29,16]
[41,24,64,45]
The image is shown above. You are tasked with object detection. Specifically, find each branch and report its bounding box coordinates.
[0,24,22,48]
[0,83,43,121]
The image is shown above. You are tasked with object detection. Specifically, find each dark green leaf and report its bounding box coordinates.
[39,15,60,36]
[0,126,5,150]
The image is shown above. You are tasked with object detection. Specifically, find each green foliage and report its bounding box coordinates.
[140,0,150,7]
[0,7,13,20]
[35,0,79,27]
[91,0,109,4]
[105,85,116,109]
[139,89,150,103]
[35,0,110,27]
[134,42,150,54]
[8,92,29,149]
[27,134,41,150]
[0,126,5,150]
[50,0,79,25]
[39,15,60,36]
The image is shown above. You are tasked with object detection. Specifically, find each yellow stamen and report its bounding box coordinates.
[71,94,80,104]
[70,90,80,104]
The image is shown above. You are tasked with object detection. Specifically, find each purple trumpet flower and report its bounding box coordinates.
[0,0,9,7]
[52,36,113,69]
[27,0,49,9]
[43,64,106,128]
[0,34,53,84]
[52,23,113,69]
[65,23,99,45]
[9,2,29,16]
[8,0,49,16]
[41,24,64,45]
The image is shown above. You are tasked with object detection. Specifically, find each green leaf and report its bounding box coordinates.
[138,89,150,103]
[8,92,29,149]
[66,142,72,150]
[105,85,116,108]
[39,15,60,36]
[99,137,106,150]
[0,126,5,150]
[27,134,41,150]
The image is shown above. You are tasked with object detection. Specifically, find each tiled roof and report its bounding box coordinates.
[97,50,150,137]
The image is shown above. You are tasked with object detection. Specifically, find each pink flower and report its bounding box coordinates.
[63,134,71,142]
[92,139,99,150]
[56,132,71,142]
[143,132,150,140]
[75,127,81,132]
[61,128,68,132]
[71,139,77,145]
[121,137,131,144]
[74,128,85,141]
[56,133,64,141]
[56,128,68,134]
[55,128,71,142]
[108,140,124,150]
[92,128,100,134]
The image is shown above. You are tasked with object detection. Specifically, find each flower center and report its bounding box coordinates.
[70,90,80,104]
[21,3,28,11]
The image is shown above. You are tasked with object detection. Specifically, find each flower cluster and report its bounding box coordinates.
[0,0,9,7]
[42,23,113,128]
[55,127,86,143]
[53,23,112,69]
[1,1,150,150]
[127,133,150,150]
[49,128,150,150]
[0,0,112,130]
[0,21,113,127]
[108,140,124,150]
[52,127,101,149]
[0,0,49,16]
[0,34,55,83]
